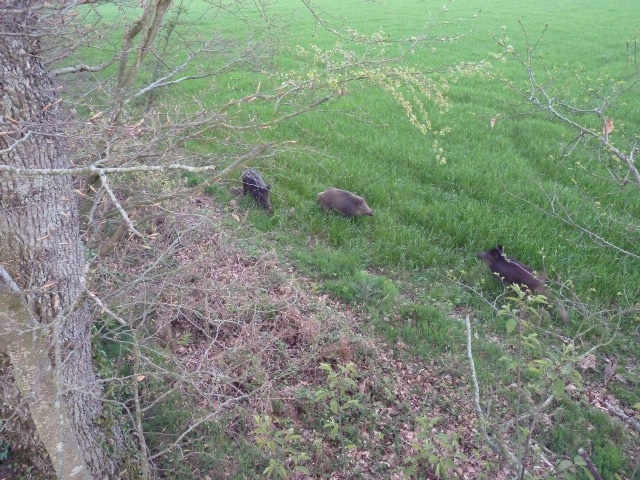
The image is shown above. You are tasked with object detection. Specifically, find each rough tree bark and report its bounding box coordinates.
[0,1,122,477]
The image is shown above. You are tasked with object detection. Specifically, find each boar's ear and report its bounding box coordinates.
[266,183,271,191]
[497,245,504,252]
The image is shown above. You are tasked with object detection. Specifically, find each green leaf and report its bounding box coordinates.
[344,399,361,409]
[315,389,329,402]
[506,317,518,334]
[319,363,332,373]
[552,379,566,397]
[557,459,573,472]
[518,426,530,443]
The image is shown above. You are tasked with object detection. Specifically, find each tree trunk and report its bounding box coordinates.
[0,2,119,478]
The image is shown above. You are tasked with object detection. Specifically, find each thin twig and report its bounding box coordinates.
[99,172,143,238]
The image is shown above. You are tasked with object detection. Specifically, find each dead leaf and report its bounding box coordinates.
[604,357,617,386]
[603,117,614,135]
[577,354,596,371]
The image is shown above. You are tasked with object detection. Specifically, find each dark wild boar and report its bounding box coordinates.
[478,245,568,322]
[478,245,546,294]
[318,188,374,218]
[242,168,272,212]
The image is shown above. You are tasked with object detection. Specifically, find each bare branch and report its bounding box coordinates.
[86,290,128,327]
[51,59,117,76]
[99,172,143,237]
[490,24,640,188]
[464,315,520,470]
[146,393,251,462]
[604,401,640,434]
[0,268,91,478]
[505,184,640,261]
[0,131,32,155]
[578,447,604,480]
[0,161,218,177]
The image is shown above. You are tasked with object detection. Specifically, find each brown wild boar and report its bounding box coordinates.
[478,245,568,322]
[318,188,374,217]
[242,168,273,212]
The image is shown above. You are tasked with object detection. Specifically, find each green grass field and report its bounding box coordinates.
[191,0,640,293]
[216,0,640,328]
[77,0,639,477]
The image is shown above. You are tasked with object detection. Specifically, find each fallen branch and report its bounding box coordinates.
[464,315,520,471]
[578,447,603,480]
[604,401,640,433]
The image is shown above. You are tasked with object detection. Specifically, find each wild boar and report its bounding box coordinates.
[477,245,547,295]
[242,168,272,212]
[478,245,569,322]
[317,188,374,218]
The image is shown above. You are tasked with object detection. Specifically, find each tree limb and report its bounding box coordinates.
[0,267,92,479]
[578,447,603,480]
